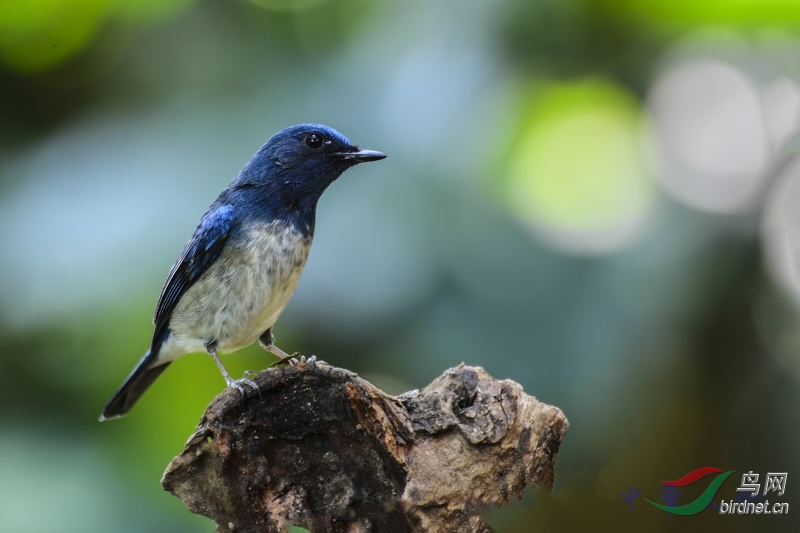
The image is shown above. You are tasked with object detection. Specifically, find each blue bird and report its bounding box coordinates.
[100,124,386,420]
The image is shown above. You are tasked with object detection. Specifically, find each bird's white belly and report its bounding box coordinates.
[157,221,311,363]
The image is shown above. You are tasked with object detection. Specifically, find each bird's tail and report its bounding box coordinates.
[100,350,171,420]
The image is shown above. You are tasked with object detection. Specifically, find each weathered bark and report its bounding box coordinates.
[162,362,568,533]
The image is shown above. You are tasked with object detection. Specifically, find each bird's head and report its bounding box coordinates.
[235,124,386,203]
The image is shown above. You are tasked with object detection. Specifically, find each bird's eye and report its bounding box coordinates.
[305,134,323,149]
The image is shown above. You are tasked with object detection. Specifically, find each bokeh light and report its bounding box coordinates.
[762,155,800,303]
[759,155,800,381]
[502,80,655,254]
[648,57,769,213]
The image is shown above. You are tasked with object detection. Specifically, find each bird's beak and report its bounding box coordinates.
[337,149,387,163]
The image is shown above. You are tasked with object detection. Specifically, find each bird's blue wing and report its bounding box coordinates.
[152,204,235,346]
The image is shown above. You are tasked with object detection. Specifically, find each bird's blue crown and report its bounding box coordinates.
[224,123,385,235]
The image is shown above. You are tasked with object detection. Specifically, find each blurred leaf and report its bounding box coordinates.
[605,0,800,25]
[0,0,107,71]
[0,0,197,72]
[502,0,664,92]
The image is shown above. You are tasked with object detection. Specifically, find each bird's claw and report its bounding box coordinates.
[226,377,259,396]
[302,355,328,366]
[268,353,329,368]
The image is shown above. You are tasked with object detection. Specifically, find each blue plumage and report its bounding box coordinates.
[101,124,386,420]
[154,203,235,348]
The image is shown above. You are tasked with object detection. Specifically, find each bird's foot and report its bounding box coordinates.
[226,376,259,396]
[301,355,328,366]
[269,352,301,367]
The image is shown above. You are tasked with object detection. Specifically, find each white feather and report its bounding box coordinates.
[155,221,312,364]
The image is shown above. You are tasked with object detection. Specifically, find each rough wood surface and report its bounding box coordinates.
[162,362,568,533]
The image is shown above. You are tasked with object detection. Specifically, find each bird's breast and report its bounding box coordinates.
[166,220,312,356]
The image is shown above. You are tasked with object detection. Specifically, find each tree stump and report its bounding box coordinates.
[162,362,568,533]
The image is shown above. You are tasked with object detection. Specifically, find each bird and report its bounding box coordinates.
[100,124,386,420]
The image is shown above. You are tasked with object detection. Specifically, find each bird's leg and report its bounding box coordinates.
[205,341,258,395]
[259,329,300,367]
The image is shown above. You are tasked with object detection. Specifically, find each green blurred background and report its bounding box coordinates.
[2,0,800,531]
